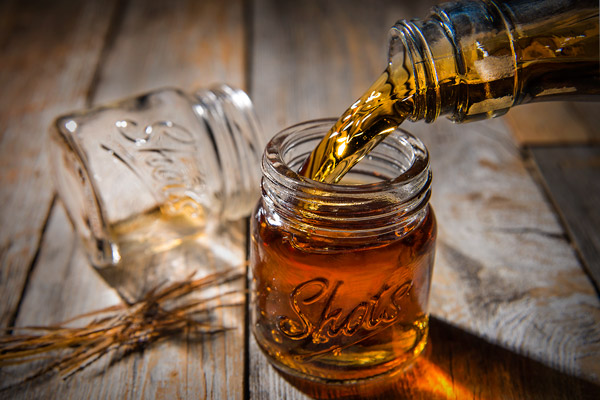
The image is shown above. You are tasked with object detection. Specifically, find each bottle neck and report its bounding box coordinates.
[389,0,599,123]
[261,119,432,241]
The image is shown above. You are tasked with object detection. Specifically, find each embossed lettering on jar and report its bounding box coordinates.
[250,119,437,383]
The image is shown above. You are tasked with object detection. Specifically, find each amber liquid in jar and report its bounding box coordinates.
[251,203,435,382]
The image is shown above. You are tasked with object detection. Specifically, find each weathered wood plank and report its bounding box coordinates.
[503,102,600,145]
[530,145,600,291]
[3,0,249,398]
[0,0,119,328]
[88,1,248,396]
[248,0,600,398]
[3,204,246,400]
[0,202,127,399]
[91,0,246,105]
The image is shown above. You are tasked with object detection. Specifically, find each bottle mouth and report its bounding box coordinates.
[389,19,444,123]
[261,119,432,238]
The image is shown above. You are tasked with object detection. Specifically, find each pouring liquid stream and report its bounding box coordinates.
[298,2,599,184]
[298,57,416,184]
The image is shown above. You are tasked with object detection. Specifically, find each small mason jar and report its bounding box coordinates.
[250,119,437,383]
[51,85,264,302]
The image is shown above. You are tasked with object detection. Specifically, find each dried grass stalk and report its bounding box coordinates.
[0,267,245,388]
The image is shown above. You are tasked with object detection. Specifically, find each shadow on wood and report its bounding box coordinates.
[271,316,600,400]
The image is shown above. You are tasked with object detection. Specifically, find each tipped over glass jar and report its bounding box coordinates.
[51,85,265,302]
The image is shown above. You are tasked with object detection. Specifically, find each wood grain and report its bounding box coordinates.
[0,202,127,399]
[530,145,600,291]
[416,117,600,384]
[0,0,118,328]
[91,0,246,105]
[503,102,600,145]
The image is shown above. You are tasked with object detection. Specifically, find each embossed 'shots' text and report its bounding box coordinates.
[277,277,413,343]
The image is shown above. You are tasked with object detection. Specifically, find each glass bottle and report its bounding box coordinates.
[250,119,437,382]
[298,0,599,184]
[390,0,599,122]
[51,85,264,302]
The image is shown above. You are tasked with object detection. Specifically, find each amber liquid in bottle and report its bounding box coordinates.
[299,6,599,183]
[251,204,436,381]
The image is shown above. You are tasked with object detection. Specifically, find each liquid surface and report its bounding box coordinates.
[250,205,436,382]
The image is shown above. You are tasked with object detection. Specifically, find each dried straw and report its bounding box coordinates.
[0,267,245,388]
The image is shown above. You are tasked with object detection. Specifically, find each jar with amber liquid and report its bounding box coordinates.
[250,119,436,383]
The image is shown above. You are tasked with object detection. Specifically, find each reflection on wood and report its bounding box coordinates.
[265,317,600,400]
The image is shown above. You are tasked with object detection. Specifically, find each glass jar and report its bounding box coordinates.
[50,85,264,302]
[250,119,437,383]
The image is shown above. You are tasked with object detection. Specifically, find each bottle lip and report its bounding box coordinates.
[261,119,432,237]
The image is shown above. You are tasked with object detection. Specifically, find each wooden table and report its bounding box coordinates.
[1,0,599,398]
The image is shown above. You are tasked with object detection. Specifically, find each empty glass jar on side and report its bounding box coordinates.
[51,85,264,302]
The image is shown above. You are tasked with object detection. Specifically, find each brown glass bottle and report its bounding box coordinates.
[300,0,599,183]
[251,120,436,383]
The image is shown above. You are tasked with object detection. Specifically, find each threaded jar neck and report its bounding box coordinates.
[194,85,265,220]
[261,119,432,240]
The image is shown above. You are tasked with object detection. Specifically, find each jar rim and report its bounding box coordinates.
[260,119,432,238]
[263,118,430,196]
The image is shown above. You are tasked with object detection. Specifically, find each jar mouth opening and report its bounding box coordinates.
[261,119,432,238]
[264,118,429,196]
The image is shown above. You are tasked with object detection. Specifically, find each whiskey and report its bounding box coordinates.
[300,0,599,183]
[251,204,436,382]
[250,120,436,382]
[298,62,415,183]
